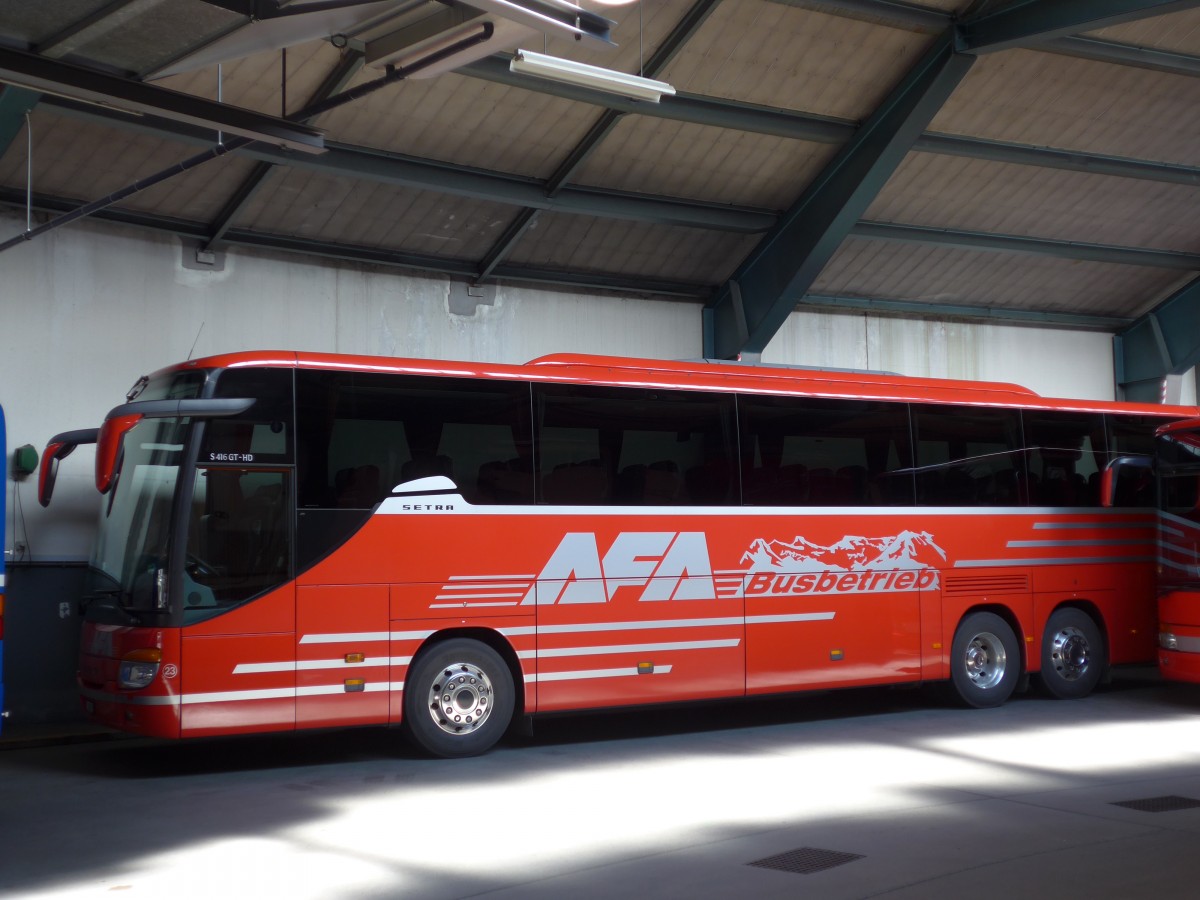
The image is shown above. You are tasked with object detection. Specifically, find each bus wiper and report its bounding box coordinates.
[81,590,141,625]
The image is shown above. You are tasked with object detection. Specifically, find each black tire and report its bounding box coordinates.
[950,611,1021,708]
[1040,607,1105,700]
[403,638,515,758]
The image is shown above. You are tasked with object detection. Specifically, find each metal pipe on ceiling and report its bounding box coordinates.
[0,24,497,255]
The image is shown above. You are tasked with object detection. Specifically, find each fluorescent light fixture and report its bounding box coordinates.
[509,49,676,102]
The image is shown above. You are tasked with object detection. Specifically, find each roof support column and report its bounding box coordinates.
[704,30,974,360]
[0,86,38,158]
[1114,276,1200,401]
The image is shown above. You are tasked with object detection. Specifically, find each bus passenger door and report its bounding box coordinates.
[181,466,296,736]
[296,584,391,728]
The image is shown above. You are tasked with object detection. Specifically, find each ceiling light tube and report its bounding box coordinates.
[509,49,676,102]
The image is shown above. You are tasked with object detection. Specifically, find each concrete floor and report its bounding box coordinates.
[2,671,1200,899]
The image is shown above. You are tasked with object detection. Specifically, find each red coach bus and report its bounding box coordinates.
[39,352,1195,757]
[1143,417,1200,683]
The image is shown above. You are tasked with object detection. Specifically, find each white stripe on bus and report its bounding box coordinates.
[529,666,672,683]
[516,638,741,660]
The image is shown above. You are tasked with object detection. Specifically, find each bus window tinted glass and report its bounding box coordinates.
[1108,414,1159,507]
[296,371,533,508]
[184,467,290,623]
[914,406,1023,506]
[1161,432,1200,519]
[739,396,913,506]
[204,368,294,465]
[535,384,736,505]
[1022,411,1105,507]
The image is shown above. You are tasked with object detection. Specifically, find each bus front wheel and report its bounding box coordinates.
[1040,608,1105,700]
[950,612,1020,708]
[404,638,515,758]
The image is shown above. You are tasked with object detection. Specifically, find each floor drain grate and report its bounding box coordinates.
[748,847,865,875]
[1112,795,1200,813]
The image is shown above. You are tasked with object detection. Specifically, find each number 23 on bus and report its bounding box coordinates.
[38,351,1188,757]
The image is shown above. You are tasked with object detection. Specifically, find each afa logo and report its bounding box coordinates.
[521,532,715,604]
[507,529,948,605]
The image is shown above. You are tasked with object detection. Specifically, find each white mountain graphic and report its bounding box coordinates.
[742,530,947,572]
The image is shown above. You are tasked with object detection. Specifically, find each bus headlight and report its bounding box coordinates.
[118,649,163,689]
[1160,632,1179,651]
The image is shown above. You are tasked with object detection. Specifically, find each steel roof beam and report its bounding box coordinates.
[705,32,974,359]
[913,133,1200,187]
[799,294,1132,330]
[244,141,776,231]
[464,55,859,142]
[466,60,1200,187]
[850,221,1200,270]
[0,187,709,298]
[765,0,947,30]
[40,94,1200,260]
[0,184,1168,328]
[1114,275,1200,400]
[0,45,325,153]
[957,0,1200,54]
[39,48,1200,189]
[38,96,775,233]
[1049,35,1200,76]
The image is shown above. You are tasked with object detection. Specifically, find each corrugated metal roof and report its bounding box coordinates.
[2,0,1200,352]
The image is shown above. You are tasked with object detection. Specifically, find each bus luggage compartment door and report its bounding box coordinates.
[296,584,390,728]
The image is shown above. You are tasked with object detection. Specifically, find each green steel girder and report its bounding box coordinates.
[704,32,974,359]
[800,294,1132,330]
[956,0,1200,53]
[0,85,38,158]
[1114,276,1200,401]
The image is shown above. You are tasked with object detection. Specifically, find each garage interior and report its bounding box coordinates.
[3,1,1200,896]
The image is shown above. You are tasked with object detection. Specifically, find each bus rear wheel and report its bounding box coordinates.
[1040,608,1105,700]
[404,638,515,758]
[950,612,1020,708]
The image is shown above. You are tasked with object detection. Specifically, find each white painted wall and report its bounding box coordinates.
[0,211,1158,561]
[763,311,1119,402]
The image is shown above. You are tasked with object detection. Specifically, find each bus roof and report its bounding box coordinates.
[169,350,1198,418]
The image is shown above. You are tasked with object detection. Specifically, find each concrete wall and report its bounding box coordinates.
[764,312,1122,403]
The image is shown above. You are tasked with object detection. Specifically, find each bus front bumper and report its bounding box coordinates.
[80,684,182,737]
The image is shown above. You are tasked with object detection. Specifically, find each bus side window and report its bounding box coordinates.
[534,384,737,506]
[1108,414,1158,507]
[1022,410,1105,507]
[739,396,914,507]
[913,405,1023,507]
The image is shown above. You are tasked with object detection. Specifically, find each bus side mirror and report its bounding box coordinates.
[95,414,142,494]
[38,428,99,507]
[1100,455,1153,508]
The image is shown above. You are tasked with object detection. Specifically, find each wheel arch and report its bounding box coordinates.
[411,627,526,717]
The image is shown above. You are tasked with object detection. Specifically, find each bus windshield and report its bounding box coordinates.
[89,417,189,617]
[1159,427,1200,520]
